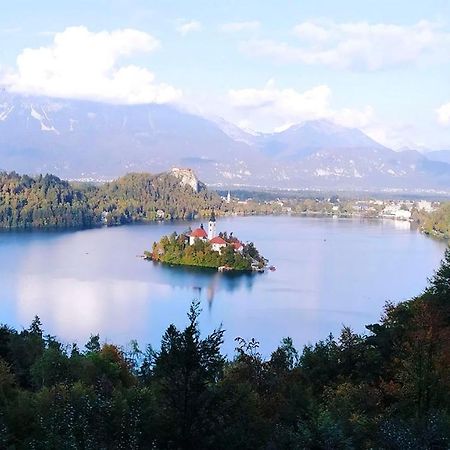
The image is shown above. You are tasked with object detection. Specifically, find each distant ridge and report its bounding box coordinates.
[1,91,450,191]
[426,150,450,165]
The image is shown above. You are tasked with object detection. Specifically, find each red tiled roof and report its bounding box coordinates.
[190,228,207,238]
[232,241,243,250]
[210,236,227,245]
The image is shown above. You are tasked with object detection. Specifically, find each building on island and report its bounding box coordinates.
[187,210,242,254]
[188,224,208,245]
[232,241,243,252]
[210,236,227,252]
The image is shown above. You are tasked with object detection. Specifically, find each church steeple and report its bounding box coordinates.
[208,209,216,239]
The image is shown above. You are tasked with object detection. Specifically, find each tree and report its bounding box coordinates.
[149,302,225,449]
[84,334,101,354]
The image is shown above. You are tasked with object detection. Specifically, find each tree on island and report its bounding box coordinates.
[149,230,267,271]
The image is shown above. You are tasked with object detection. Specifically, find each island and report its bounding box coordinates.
[145,211,268,271]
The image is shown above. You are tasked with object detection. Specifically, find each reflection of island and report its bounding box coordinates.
[149,259,263,305]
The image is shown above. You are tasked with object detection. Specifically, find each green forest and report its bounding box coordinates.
[149,231,266,270]
[4,169,450,246]
[0,172,221,229]
[0,250,449,448]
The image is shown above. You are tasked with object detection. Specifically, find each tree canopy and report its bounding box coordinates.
[0,171,222,229]
[0,253,449,448]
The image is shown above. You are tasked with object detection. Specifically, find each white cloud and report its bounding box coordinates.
[220,21,260,33]
[437,102,450,126]
[333,106,374,129]
[1,26,181,104]
[229,81,331,121]
[228,80,374,131]
[241,20,450,70]
[226,82,429,148]
[176,20,202,36]
[363,123,425,150]
[226,83,421,148]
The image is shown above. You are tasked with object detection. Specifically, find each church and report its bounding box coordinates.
[187,211,237,253]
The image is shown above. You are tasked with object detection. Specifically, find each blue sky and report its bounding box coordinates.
[1,0,450,149]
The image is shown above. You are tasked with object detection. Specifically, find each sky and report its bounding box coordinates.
[0,0,450,149]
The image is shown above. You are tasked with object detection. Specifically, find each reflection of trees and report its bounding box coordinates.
[149,261,262,304]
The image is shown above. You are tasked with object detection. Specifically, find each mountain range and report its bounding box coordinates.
[1,90,450,192]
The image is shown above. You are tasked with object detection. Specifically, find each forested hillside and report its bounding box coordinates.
[90,172,220,225]
[0,250,449,448]
[417,202,450,239]
[0,173,94,228]
[0,171,221,228]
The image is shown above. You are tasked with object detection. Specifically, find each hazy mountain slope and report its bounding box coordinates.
[426,150,450,165]
[1,92,450,191]
[257,120,386,160]
[0,92,263,182]
[279,147,450,190]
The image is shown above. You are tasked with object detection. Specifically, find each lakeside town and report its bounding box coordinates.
[216,190,439,223]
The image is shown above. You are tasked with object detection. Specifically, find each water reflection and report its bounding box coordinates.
[148,261,261,304]
[11,229,264,344]
[0,216,447,354]
[387,219,411,231]
[17,274,155,343]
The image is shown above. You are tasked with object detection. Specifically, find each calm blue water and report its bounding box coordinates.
[0,216,447,355]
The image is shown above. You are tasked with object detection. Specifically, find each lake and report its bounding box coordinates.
[0,216,447,356]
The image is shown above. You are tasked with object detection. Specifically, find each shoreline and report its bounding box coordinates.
[0,211,445,241]
[144,256,259,273]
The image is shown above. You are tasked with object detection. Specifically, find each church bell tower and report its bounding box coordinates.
[208,210,216,240]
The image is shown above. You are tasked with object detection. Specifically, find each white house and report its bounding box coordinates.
[232,241,243,253]
[210,236,227,252]
[417,200,435,213]
[188,225,208,245]
[395,210,412,221]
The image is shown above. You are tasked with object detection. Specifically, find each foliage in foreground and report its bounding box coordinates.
[0,252,450,448]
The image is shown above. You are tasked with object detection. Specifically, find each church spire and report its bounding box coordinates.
[208,209,216,239]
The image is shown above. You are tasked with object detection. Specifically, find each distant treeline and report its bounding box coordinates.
[0,251,449,448]
[0,172,221,229]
